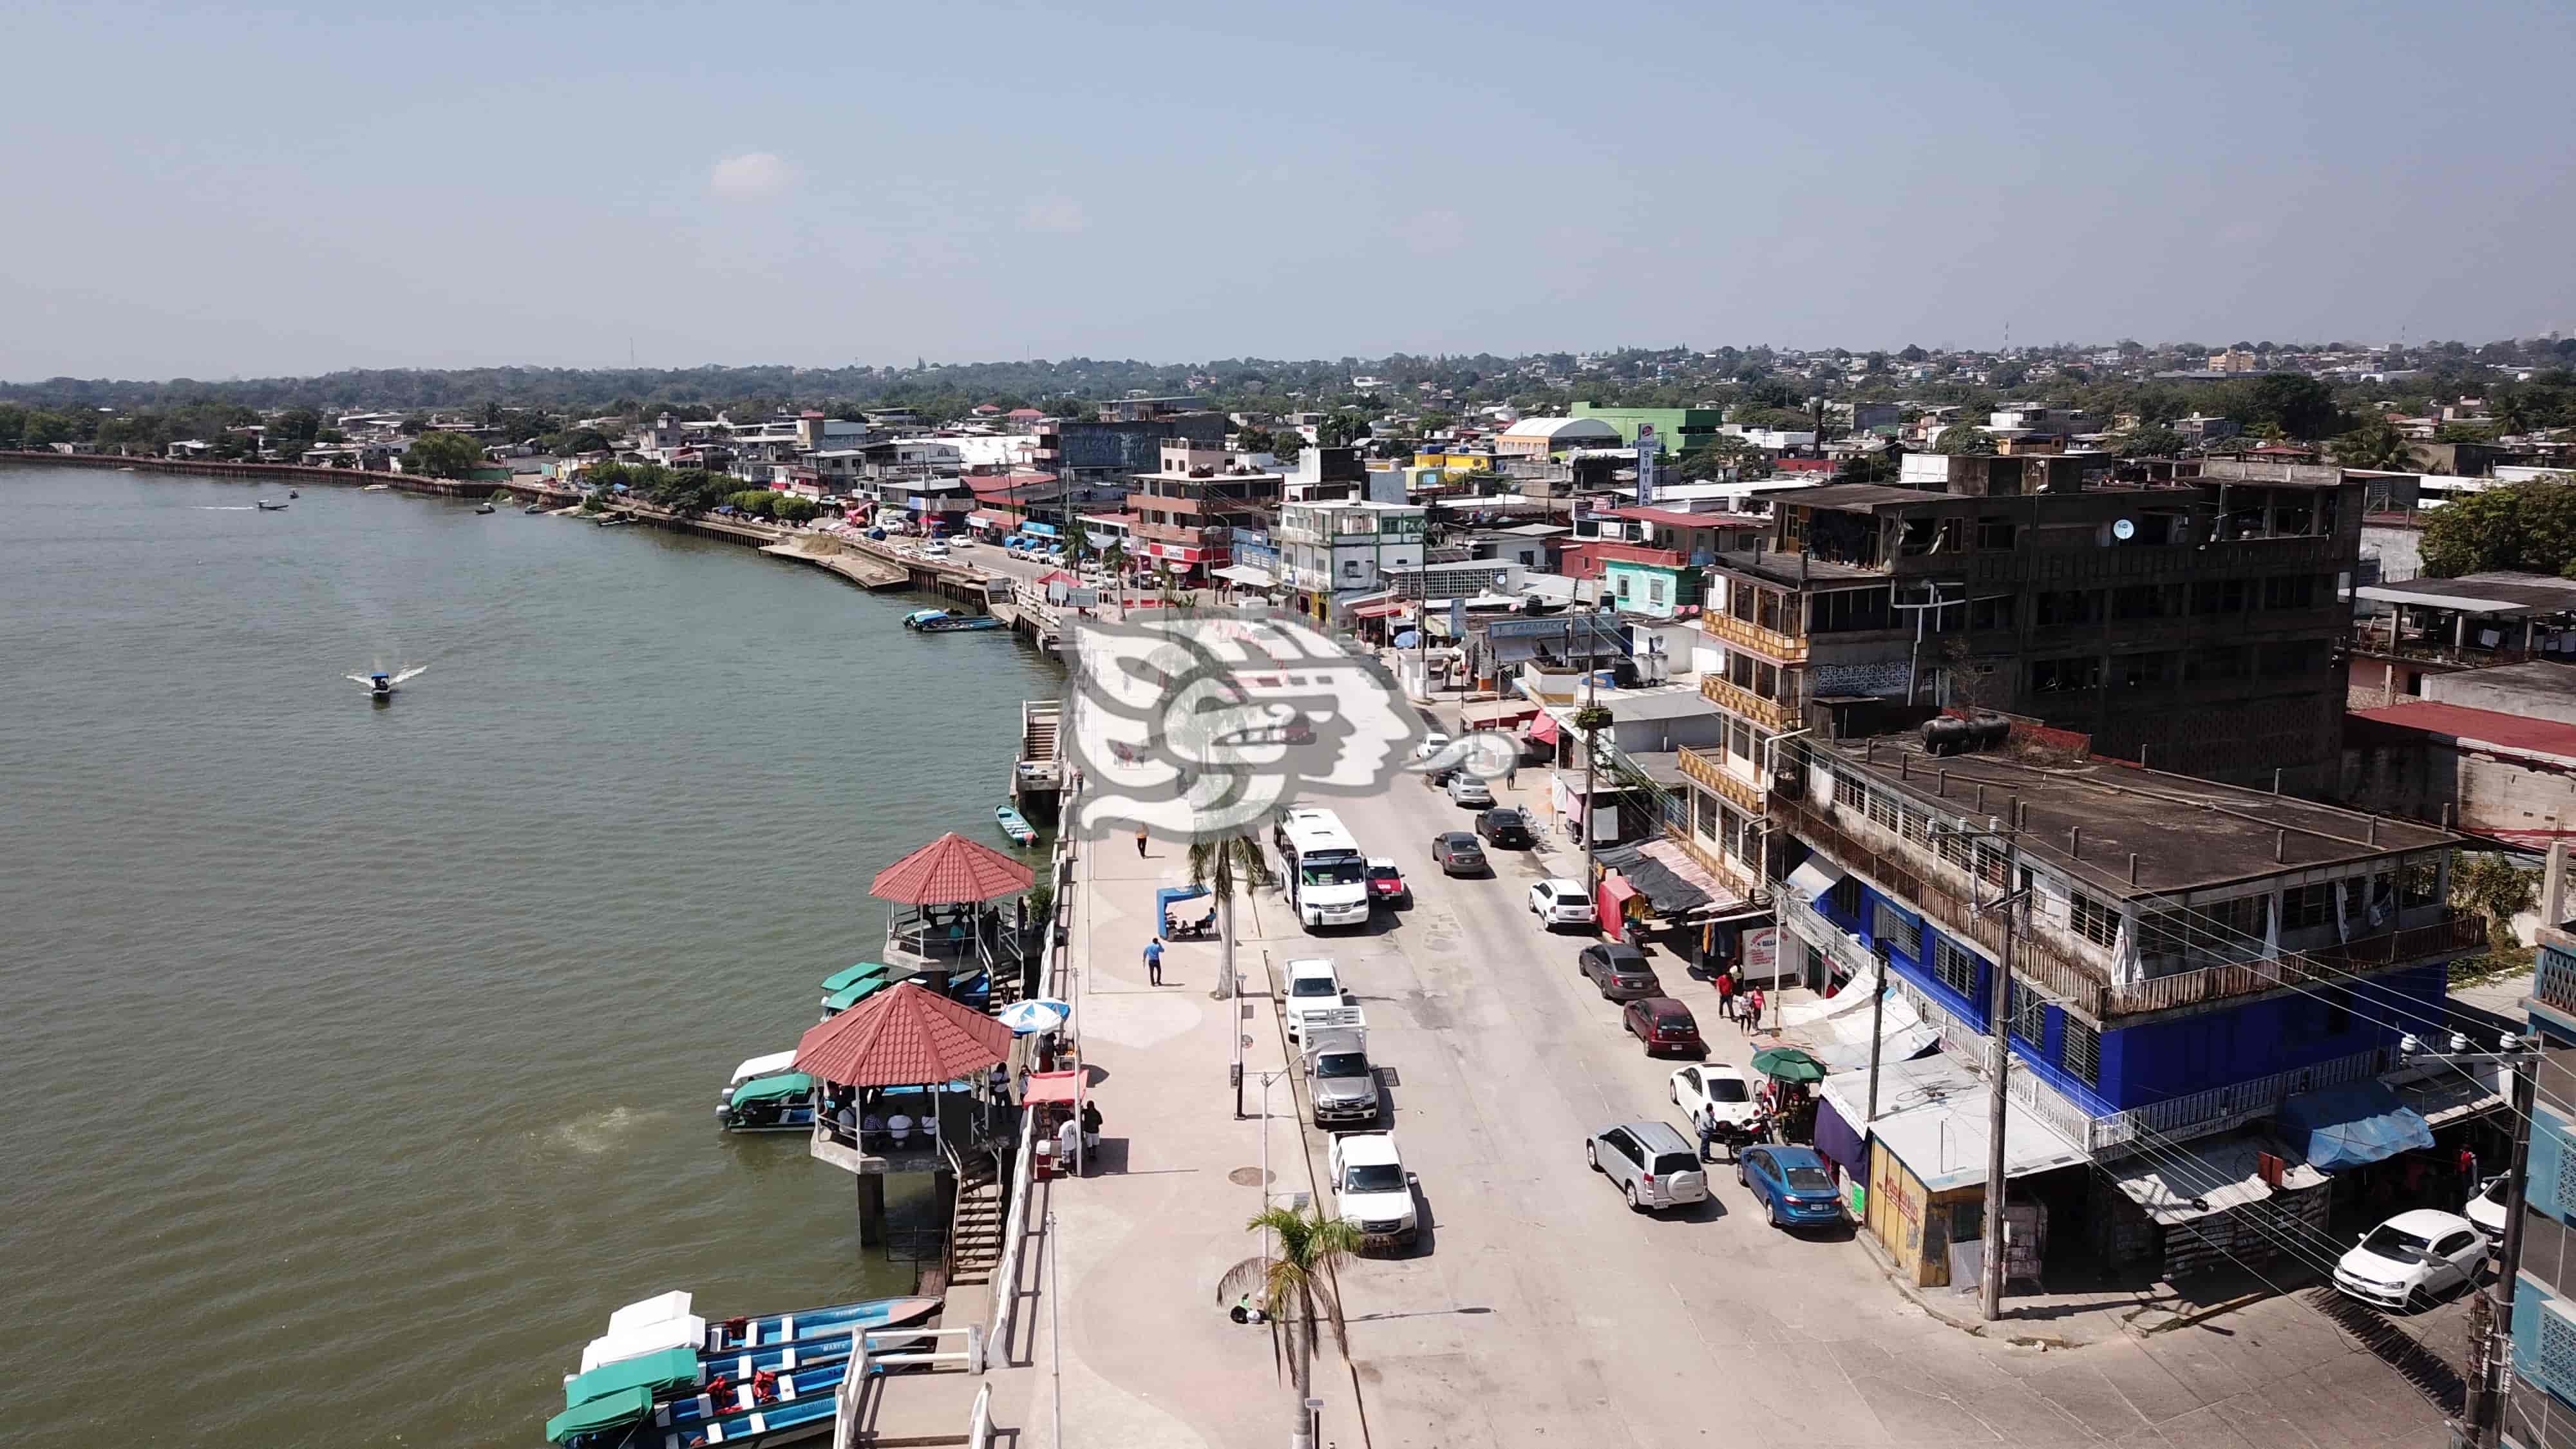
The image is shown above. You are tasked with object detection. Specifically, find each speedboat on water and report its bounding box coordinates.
[525,503,547,514]
[475,502,497,514]
[255,498,289,511]
[362,482,391,491]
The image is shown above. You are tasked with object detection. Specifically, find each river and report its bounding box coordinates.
[0,464,1059,1446]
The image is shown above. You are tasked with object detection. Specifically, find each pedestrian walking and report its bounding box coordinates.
[1697,1105,1721,1164]
[1081,1100,1103,1151]
[1135,824,1149,858]
[1716,969,1738,1021]
[2458,1142,2481,1194]
[1505,759,1519,790]
[1144,936,1165,985]
[1740,987,1764,1036]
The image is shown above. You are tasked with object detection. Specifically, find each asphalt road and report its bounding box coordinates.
[1229,722,2463,1449]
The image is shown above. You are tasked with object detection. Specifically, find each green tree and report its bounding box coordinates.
[2451,853,2539,938]
[546,427,612,455]
[406,430,484,478]
[2331,417,2418,471]
[2117,425,2184,459]
[1898,345,1928,363]
[2418,481,2576,578]
[1099,539,1128,579]
[1933,422,1994,455]
[1234,426,1278,455]
[269,408,323,451]
[2236,373,2341,440]
[1317,412,1368,448]
[2434,421,2499,446]
[1216,1206,1363,1449]
[1188,830,1267,1002]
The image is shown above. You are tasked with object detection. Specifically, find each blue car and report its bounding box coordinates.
[1736,1145,1845,1230]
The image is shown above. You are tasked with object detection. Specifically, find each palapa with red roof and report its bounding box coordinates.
[869,831,1036,905]
[795,981,1015,1087]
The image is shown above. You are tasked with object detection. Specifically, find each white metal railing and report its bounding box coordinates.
[867,1323,983,1372]
[831,1329,873,1449]
[2088,1044,2394,1157]
[986,1107,1039,1363]
[967,1383,995,1449]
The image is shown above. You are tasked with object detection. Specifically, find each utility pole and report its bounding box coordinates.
[1580,656,1603,891]
[1865,938,1891,1124]
[1979,837,2025,1323]
[2409,1030,2544,1449]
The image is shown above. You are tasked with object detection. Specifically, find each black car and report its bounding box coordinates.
[1476,806,1533,848]
[1431,831,1488,875]
[1577,942,1660,1001]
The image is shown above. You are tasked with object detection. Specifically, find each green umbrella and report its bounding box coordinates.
[1750,1047,1826,1083]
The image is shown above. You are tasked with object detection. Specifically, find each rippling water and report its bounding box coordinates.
[0,466,1058,1446]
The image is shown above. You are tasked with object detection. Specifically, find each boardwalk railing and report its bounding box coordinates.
[986,1107,1039,1368]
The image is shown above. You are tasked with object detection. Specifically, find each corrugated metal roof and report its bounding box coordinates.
[2349,701,2576,759]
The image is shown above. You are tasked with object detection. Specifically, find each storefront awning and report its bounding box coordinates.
[1786,858,1845,902]
[2103,1134,2327,1226]
[1462,698,1542,728]
[1823,1054,2087,1193]
[1598,873,1641,929]
[1528,710,1561,745]
[2276,1081,2434,1172]
[1211,564,1276,586]
[1595,842,1713,918]
[1349,600,1409,620]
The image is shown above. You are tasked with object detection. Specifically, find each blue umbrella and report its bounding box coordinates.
[1392,630,1421,649]
[996,999,1072,1036]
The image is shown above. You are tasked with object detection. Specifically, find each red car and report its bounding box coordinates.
[1622,997,1704,1057]
[1367,857,1410,909]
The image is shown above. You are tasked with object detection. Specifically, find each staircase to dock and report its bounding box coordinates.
[1012,700,1065,808]
[945,1153,1007,1292]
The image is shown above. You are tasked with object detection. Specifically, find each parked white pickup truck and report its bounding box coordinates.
[1327,1130,1419,1249]
[1283,958,1363,1043]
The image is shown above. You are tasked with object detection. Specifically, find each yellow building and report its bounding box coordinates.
[1413,451,1493,472]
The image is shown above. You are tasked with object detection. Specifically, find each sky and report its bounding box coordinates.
[4,0,2572,381]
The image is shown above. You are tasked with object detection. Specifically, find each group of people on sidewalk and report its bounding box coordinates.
[1711,967,1765,1035]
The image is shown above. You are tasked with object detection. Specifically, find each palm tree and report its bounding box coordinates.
[1189,831,1269,1001]
[1216,1206,1363,1449]
[2333,418,2419,471]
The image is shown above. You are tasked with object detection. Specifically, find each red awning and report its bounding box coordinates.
[869,831,1036,904]
[1023,1070,1084,1106]
[1598,873,1641,932]
[1349,601,1409,620]
[795,980,1016,1087]
[1528,711,1562,745]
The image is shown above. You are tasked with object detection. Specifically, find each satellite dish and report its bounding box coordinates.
[2112,518,2136,540]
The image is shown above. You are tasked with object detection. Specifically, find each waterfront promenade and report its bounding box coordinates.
[983,819,1371,1448]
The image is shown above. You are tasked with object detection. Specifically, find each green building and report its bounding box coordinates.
[1571,404,1727,455]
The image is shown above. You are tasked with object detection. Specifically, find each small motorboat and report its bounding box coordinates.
[255,498,288,511]
[551,1291,940,1448]
[902,608,1001,633]
[362,482,391,492]
[596,515,630,528]
[714,1071,818,1133]
[996,804,1038,847]
[525,503,546,514]
[474,501,497,515]
[287,489,299,498]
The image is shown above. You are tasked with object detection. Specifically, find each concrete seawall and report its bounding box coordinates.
[0,450,506,498]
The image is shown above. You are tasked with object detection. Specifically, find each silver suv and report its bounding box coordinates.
[1585,1120,1709,1213]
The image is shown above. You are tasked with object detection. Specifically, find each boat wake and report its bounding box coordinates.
[549,1106,663,1155]
[343,664,430,690]
[197,506,257,511]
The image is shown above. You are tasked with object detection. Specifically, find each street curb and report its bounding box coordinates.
[1852,1231,2281,1347]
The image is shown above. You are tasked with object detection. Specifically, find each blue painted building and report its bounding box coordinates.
[1771,731,2483,1282]
[2508,916,2576,1449]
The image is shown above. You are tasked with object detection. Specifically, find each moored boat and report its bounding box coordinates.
[995,804,1037,847]
[255,498,288,511]
[552,1293,940,1448]
[713,1071,818,1133]
[901,608,1000,632]
[475,502,497,514]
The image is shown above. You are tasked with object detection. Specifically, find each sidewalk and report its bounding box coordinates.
[990,824,1371,1449]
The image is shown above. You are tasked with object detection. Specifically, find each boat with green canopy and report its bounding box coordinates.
[545,1384,656,1444]
[561,1346,702,1412]
[819,969,898,1019]
[714,1072,817,1133]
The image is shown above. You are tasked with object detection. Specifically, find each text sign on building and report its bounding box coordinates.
[1636,424,1658,506]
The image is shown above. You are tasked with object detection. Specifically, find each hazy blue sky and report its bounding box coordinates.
[6,0,2571,379]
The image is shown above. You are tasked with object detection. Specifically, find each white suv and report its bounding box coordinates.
[1328,1131,1419,1248]
[1529,877,1596,929]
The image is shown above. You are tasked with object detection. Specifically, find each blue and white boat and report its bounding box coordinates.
[900,608,1001,633]
[553,1292,942,1445]
[995,804,1037,847]
[713,1072,817,1133]
[698,1293,942,1352]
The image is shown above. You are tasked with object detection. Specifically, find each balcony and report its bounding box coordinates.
[1701,609,1809,663]
[1678,746,1765,815]
[1772,792,2485,1023]
[2533,944,2576,1019]
[1701,674,1797,732]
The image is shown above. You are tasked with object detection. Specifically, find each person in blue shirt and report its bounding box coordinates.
[1143,936,1165,986]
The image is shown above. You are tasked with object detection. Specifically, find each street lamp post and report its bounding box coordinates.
[2406,1032,2543,1449]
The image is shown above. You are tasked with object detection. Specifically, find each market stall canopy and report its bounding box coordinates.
[1595,842,1712,916]
[869,831,1035,904]
[796,980,1015,1088]
[1750,1047,1827,1084]
[2276,1081,2435,1172]
[1023,1068,1084,1105]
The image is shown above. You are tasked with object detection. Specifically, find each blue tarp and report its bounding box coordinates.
[2277,1081,2435,1172]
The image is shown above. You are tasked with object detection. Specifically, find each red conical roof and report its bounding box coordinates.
[869,831,1035,904]
[795,980,1015,1088]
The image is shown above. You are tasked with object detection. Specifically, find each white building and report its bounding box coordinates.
[1276,499,1428,612]
[1496,417,1622,459]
